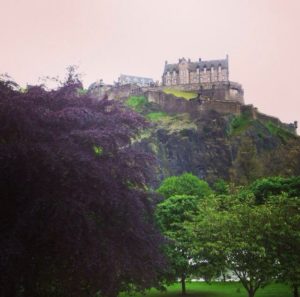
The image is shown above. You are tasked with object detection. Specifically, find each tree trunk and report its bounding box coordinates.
[247,286,255,297]
[181,274,186,296]
[293,285,299,297]
[222,272,226,282]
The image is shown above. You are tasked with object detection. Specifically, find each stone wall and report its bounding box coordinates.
[200,100,242,115]
[160,81,244,104]
[145,90,242,117]
[106,84,144,100]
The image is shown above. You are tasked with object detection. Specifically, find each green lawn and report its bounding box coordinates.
[163,88,198,100]
[121,282,291,297]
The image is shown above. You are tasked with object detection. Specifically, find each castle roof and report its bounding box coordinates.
[119,74,154,84]
[163,58,228,74]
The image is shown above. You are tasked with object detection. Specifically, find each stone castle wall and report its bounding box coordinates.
[90,83,296,135]
[157,81,244,104]
[146,90,242,117]
[106,84,144,100]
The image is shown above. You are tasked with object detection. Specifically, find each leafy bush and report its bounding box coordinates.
[157,173,211,199]
[250,176,300,204]
[125,95,148,112]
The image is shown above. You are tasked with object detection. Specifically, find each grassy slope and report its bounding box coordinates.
[121,282,290,297]
[163,88,198,100]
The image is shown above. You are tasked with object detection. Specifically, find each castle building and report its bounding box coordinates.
[162,56,229,86]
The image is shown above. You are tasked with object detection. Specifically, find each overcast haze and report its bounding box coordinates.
[1,0,300,128]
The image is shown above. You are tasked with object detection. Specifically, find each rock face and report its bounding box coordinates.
[88,83,299,185]
[134,106,300,186]
[138,111,230,182]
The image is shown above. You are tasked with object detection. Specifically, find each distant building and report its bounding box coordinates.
[118,74,154,87]
[162,56,229,86]
[88,79,112,99]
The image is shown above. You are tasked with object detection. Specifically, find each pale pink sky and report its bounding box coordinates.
[1,0,300,127]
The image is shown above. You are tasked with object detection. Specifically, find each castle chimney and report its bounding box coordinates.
[294,121,298,129]
[165,60,168,65]
[199,58,202,62]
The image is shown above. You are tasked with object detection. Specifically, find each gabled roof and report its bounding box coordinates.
[119,74,154,82]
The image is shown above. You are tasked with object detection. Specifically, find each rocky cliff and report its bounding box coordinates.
[124,94,300,186]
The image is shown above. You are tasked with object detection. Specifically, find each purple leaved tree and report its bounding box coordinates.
[0,73,165,297]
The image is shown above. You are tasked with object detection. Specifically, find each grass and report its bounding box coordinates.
[163,88,198,100]
[265,121,296,143]
[121,282,290,297]
[228,114,253,135]
[146,112,169,122]
[125,96,148,112]
[159,113,197,132]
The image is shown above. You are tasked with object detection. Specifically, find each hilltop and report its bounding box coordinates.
[89,87,298,185]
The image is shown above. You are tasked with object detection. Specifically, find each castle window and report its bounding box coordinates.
[218,65,222,72]
[196,67,199,74]
[211,66,214,73]
[203,67,207,73]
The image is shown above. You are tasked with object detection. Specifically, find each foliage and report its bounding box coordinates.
[212,179,230,195]
[228,114,252,135]
[155,195,200,295]
[77,88,88,95]
[157,173,211,200]
[157,113,197,132]
[125,96,148,112]
[163,88,197,100]
[265,121,296,143]
[146,112,169,122]
[0,76,165,297]
[155,174,211,295]
[250,176,300,204]
[190,194,277,297]
[265,195,300,296]
[188,189,300,297]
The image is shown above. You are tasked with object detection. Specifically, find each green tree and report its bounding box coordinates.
[250,176,300,204]
[157,173,211,199]
[266,195,300,297]
[212,179,230,195]
[156,173,212,295]
[155,194,200,295]
[191,195,276,297]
